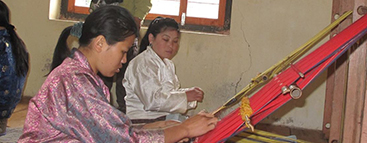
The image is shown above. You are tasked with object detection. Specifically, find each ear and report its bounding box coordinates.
[148,33,155,45]
[93,35,107,53]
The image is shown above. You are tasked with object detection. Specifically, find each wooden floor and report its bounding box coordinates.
[7,96,31,128]
[8,96,327,143]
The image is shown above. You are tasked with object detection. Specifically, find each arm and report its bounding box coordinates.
[120,0,152,30]
[132,0,152,20]
[134,17,142,31]
[42,73,164,142]
[127,64,190,113]
[142,120,180,129]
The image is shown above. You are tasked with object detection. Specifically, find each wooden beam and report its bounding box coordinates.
[328,52,349,143]
[342,1,367,142]
[323,64,334,139]
[325,0,354,142]
[326,0,367,143]
[343,38,367,143]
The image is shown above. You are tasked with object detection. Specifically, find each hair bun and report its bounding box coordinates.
[71,22,83,38]
[5,24,14,30]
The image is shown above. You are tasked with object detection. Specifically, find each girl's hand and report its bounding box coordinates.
[179,112,218,138]
[186,87,204,102]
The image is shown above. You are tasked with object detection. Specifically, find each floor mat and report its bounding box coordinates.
[0,128,23,143]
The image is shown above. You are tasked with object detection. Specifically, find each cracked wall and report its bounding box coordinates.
[174,0,331,130]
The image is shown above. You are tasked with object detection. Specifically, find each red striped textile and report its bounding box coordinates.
[196,14,367,143]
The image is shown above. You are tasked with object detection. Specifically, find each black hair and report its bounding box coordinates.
[79,5,138,47]
[0,1,29,76]
[48,26,73,75]
[92,0,124,4]
[139,17,180,53]
[48,5,137,74]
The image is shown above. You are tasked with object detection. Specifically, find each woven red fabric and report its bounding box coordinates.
[197,14,367,143]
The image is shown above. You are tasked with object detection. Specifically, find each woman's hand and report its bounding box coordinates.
[186,87,204,102]
[179,112,218,138]
[164,112,218,143]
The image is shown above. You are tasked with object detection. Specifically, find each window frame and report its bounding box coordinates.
[67,0,90,15]
[62,0,232,34]
[145,0,227,27]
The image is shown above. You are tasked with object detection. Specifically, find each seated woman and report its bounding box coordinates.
[123,17,205,124]
[0,0,29,136]
[18,5,217,143]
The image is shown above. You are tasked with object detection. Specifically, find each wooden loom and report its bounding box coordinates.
[195,11,367,143]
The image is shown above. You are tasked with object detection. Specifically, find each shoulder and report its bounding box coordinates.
[126,52,164,78]
[47,58,92,84]
[39,59,100,101]
[130,50,159,68]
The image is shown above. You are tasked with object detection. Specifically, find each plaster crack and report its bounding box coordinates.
[240,10,252,73]
[234,8,253,93]
[235,72,245,93]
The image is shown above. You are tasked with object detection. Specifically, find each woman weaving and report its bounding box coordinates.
[18,5,217,143]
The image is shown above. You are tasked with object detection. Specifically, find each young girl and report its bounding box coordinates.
[18,5,217,143]
[0,1,29,136]
[123,17,205,124]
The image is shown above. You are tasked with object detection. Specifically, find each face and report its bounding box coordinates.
[149,29,180,60]
[98,35,135,77]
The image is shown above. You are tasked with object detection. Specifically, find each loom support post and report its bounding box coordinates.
[357,6,367,15]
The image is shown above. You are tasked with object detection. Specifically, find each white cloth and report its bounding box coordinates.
[123,46,197,120]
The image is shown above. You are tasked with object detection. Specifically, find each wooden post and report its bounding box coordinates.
[325,0,354,142]
[325,0,367,143]
[342,1,367,142]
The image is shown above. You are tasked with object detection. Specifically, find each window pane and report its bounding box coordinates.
[149,0,180,16]
[187,0,219,19]
[75,0,91,7]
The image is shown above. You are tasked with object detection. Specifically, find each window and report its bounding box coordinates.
[144,0,232,34]
[147,0,225,27]
[55,0,232,34]
[52,0,90,21]
[67,0,91,15]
